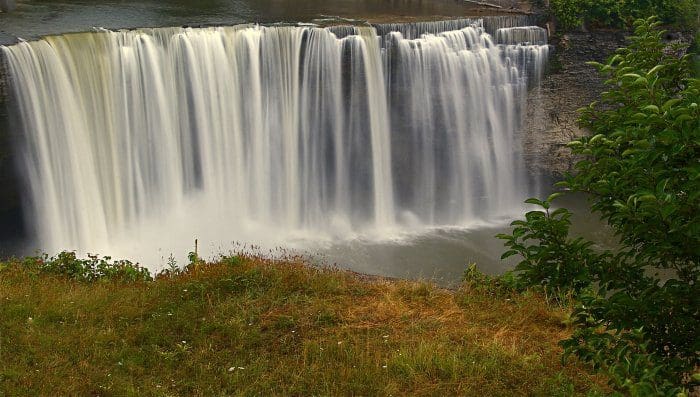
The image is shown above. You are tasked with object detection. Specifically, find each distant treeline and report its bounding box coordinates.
[546,0,698,31]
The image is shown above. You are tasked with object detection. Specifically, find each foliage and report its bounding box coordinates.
[17,251,152,282]
[496,195,607,297]
[550,0,698,30]
[550,0,585,32]
[571,17,698,271]
[499,18,699,395]
[461,263,519,297]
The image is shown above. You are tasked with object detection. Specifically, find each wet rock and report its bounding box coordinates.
[522,30,627,178]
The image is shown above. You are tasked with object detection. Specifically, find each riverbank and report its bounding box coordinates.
[0,254,608,395]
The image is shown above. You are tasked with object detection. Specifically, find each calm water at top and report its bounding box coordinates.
[0,0,496,44]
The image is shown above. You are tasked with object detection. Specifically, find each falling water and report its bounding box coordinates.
[496,26,548,45]
[1,20,549,264]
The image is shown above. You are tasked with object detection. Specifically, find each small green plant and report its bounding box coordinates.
[156,253,182,278]
[462,263,518,297]
[186,242,205,270]
[221,254,243,267]
[22,251,152,282]
[496,196,605,298]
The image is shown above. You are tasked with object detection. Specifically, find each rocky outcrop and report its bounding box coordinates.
[523,31,628,178]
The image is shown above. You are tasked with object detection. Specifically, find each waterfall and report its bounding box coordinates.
[496,26,548,45]
[1,20,550,263]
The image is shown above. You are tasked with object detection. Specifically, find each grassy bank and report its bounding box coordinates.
[0,254,607,396]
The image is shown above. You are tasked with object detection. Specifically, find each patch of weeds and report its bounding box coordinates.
[217,268,271,296]
[461,264,518,297]
[21,251,152,282]
[221,255,243,267]
[314,308,340,327]
[272,315,297,331]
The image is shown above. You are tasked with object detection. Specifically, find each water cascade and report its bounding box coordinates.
[496,26,548,45]
[1,19,549,263]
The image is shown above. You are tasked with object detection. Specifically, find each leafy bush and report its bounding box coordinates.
[550,0,585,31]
[572,19,697,266]
[462,263,518,297]
[21,251,152,282]
[499,18,699,395]
[497,196,607,297]
[550,0,698,30]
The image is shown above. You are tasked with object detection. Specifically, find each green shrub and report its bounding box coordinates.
[22,251,152,282]
[499,18,699,395]
[496,196,607,298]
[550,0,698,30]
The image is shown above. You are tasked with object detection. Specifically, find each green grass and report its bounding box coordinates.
[0,254,607,396]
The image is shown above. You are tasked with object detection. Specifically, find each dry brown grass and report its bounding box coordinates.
[0,255,608,396]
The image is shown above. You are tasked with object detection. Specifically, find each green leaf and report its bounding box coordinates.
[547,192,564,202]
[500,250,519,260]
[633,77,648,86]
[675,114,694,123]
[661,98,681,110]
[646,64,664,76]
[643,105,659,114]
[636,194,657,202]
[524,198,544,207]
[589,134,605,144]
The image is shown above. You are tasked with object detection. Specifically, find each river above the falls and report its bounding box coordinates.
[0,0,522,45]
